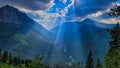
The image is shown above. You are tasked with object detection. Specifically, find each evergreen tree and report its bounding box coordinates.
[0,48,1,57]
[76,62,81,68]
[0,48,1,61]
[8,53,12,64]
[85,50,94,68]
[2,51,8,63]
[96,58,102,68]
[107,23,120,49]
[105,47,120,68]
[17,56,21,64]
[25,59,32,67]
[72,62,81,68]
[108,4,120,17]
[29,56,43,68]
[21,59,25,64]
[105,23,120,68]
[72,63,76,68]
[105,4,120,68]
[13,56,18,65]
[56,64,62,68]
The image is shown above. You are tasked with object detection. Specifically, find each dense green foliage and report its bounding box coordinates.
[0,48,101,68]
[106,5,120,68]
[0,48,83,68]
[107,23,120,48]
[0,48,32,68]
[105,23,120,68]
[105,48,120,68]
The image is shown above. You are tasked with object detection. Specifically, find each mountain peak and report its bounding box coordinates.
[0,4,15,10]
[3,4,11,7]
[0,5,20,13]
[0,4,29,22]
[0,4,35,32]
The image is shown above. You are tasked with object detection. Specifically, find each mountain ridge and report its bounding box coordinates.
[0,5,55,61]
[50,19,112,62]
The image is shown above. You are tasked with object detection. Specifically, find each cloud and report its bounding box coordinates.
[86,11,104,18]
[95,18,120,24]
[69,0,116,17]
[22,0,75,30]
[85,10,120,24]
[30,11,63,30]
[53,0,75,16]
[62,16,84,22]
[60,0,67,4]
[0,0,117,29]
[0,0,56,30]
[0,0,54,10]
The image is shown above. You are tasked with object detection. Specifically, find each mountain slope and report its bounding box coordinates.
[0,5,54,59]
[50,19,114,62]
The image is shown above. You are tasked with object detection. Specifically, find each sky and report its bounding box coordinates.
[0,0,120,30]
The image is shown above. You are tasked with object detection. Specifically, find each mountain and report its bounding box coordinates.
[0,5,55,40]
[0,5,116,64]
[0,5,55,60]
[50,19,114,62]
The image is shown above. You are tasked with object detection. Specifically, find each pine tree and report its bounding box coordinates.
[17,56,21,64]
[9,53,12,64]
[2,51,8,63]
[25,59,32,67]
[105,23,120,68]
[107,23,120,49]
[105,4,120,68]
[72,63,76,68]
[76,62,81,68]
[21,59,25,64]
[30,56,43,68]
[85,50,94,68]
[0,48,1,57]
[0,48,1,61]
[96,58,102,68]
[108,4,120,17]
[13,56,18,65]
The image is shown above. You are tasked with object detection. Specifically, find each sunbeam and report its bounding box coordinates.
[46,0,85,65]
[0,0,118,68]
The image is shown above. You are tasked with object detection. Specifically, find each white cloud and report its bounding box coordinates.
[17,7,59,29]
[57,0,75,16]
[17,0,118,30]
[85,9,120,24]
[62,16,84,22]
[0,0,54,10]
[60,0,67,4]
[87,11,103,18]
[18,0,76,30]
[95,18,120,24]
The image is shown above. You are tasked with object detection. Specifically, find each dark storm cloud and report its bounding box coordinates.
[0,0,53,10]
[67,0,116,17]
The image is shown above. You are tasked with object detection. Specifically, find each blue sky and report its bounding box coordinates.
[0,0,119,30]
